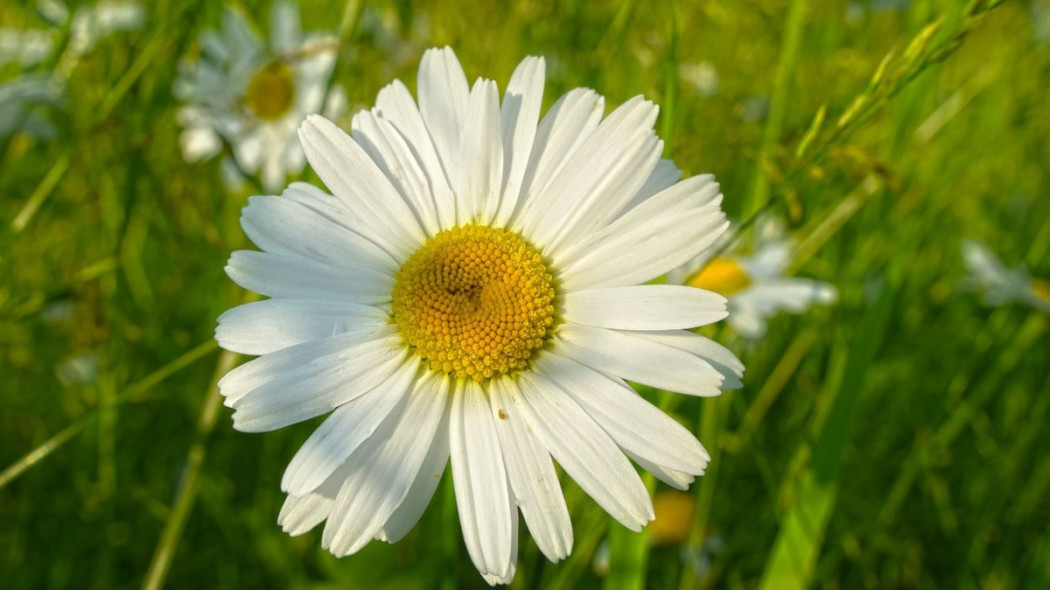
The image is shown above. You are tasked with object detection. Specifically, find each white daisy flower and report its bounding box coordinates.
[961,239,1050,312]
[215,46,743,585]
[670,218,837,339]
[174,1,345,191]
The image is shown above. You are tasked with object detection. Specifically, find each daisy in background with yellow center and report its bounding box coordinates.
[961,239,1050,312]
[215,46,743,585]
[670,217,837,339]
[174,1,345,191]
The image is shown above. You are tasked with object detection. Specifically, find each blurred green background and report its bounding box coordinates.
[2,0,1049,588]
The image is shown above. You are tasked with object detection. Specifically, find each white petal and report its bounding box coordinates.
[215,298,388,356]
[269,0,301,54]
[374,79,457,229]
[554,324,724,396]
[298,115,426,258]
[625,158,682,211]
[218,325,392,405]
[457,78,503,226]
[376,388,451,543]
[322,371,450,556]
[280,357,420,496]
[489,378,573,562]
[241,191,398,273]
[524,97,662,254]
[225,250,393,305]
[736,279,838,313]
[558,177,729,290]
[450,381,516,581]
[625,451,696,490]
[556,174,723,267]
[229,332,407,432]
[417,47,470,185]
[516,372,653,531]
[180,125,221,161]
[563,285,728,331]
[628,330,744,389]
[511,89,605,231]
[494,56,545,227]
[278,461,354,536]
[536,353,709,476]
[351,110,441,236]
[278,492,333,536]
[278,182,403,270]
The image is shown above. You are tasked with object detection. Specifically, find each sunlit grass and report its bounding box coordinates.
[3,0,1049,588]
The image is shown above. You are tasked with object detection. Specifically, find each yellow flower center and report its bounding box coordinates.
[392,225,557,382]
[244,61,296,121]
[687,257,751,296]
[1031,278,1050,305]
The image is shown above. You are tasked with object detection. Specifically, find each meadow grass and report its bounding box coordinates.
[2,0,1049,588]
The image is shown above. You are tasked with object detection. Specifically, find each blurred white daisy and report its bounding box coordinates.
[0,1,145,68]
[961,239,1050,312]
[174,1,345,191]
[0,75,65,139]
[670,218,837,339]
[215,47,743,584]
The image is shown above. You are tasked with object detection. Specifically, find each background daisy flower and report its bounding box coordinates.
[961,239,1050,312]
[215,46,743,585]
[671,218,837,339]
[174,1,345,191]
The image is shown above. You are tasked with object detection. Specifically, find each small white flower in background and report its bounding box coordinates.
[0,1,145,68]
[174,1,345,191]
[678,62,719,97]
[215,46,743,585]
[670,217,837,339]
[0,28,55,68]
[0,75,65,139]
[56,353,99,387]
[961,239,1050,312]
[68,0,146,56]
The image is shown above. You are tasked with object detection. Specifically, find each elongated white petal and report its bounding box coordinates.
[490,378,573,562]
[376,384,451,543]
[559,195,728,291]
[625,451,696,490]
[216,299,387,356]
[526,97,662,253]
[351,110,441,236]
[298,115,425,258]
[555,324,724,396]
[457,78,503,225]
[374,79,457,228]
[625,158,682,211]
[450,381,516,581]
[278,492,333,536]
[321,371,449,556]
[281,357,420,496]
[536,353,709,476]
[511,89,604,231]
[225,250,393,305]
[229,334,407,432]
[241,192,397,273]
[279,461,353,536]
[495,56,545,227]
[563,285,727,331]
[418,47,470,183]
[556,173,722,260]
[218,324,393,405]
[627,330,744,389]
[516,372,653,531]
